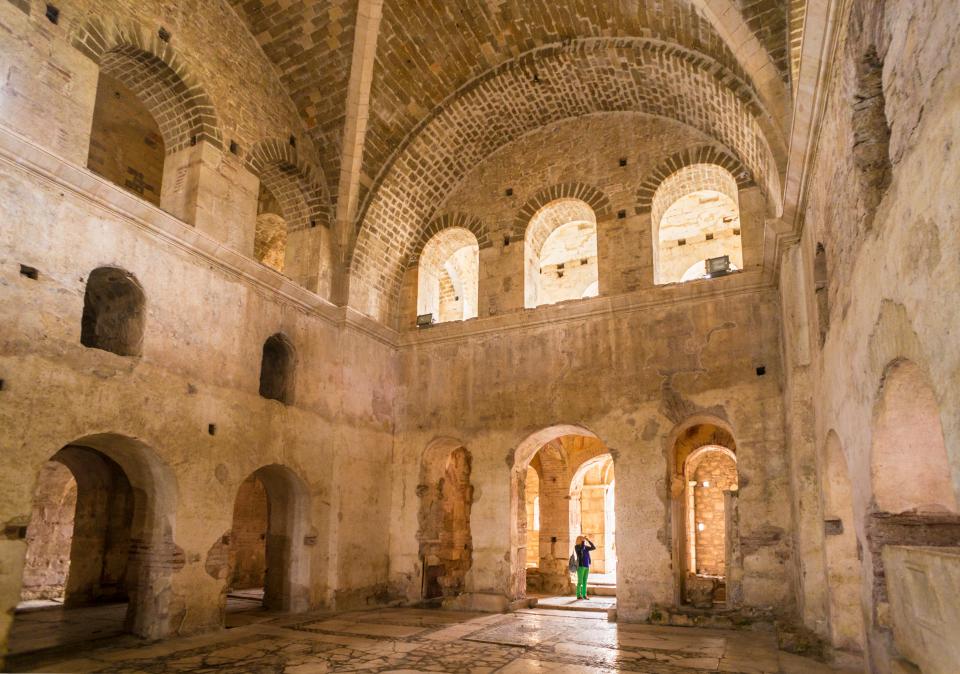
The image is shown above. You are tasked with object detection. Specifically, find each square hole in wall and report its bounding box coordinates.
[617,209,626,219]
[158,27,171,42]
[229,140,238,155]
[678,238,687,247]
[705,233,714,241]
[19,264,38,280]
[208,423,217,436]
[755,366,766,376]
[0,379,5,391]
[733,228,741,236]
[619,157,627,167]
[505,187,513,197]
[45,4,59,24]
[289,135,297,147]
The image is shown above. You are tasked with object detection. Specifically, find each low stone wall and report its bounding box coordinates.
[883,546,960,674]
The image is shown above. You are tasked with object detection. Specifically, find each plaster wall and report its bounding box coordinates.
[0,126,396,655]
[778,0,960,668]
[389,285,790,620]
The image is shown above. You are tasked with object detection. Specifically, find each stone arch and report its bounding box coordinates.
[870,359,957,514]
[510,425,605,598]
[72,18,223,153]
[522,197,601,308]
[414,227,480,324]
[247,138,330,232]
[348,38,784,323]
[568,453,617,577]
[683,446,738,582]
[665,415,741,608]
[408,213,491,266]
[16,434,180,642]
[228,464,312,613]
[258,333,296,405]
[417,438,474,600]
[649,163,744,284]
[80,267,146,357]
[635,145,754,214]
[510,184,612,243]
[821,430,866,653]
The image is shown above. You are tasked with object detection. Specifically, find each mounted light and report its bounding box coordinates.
[705,255,731,277]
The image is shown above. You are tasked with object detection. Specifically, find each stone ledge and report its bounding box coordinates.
[0,122,398,348]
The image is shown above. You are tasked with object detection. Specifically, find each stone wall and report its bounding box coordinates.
[20,463,77,602]
[778,0,960,668]
[398,113,769,327]
[0,120,396,652]
[692,453,738,576]
[228,475,267,591]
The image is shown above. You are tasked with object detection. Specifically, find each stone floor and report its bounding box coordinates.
[6,601,862,673]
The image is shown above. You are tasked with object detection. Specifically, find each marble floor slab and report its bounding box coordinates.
[7,604,862,673]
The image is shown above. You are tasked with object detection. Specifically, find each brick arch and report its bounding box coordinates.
[247,138,331,231]
[348,38,784,324]
[71,18,222,153]
[407,213,491,267]
[636,146,755,215]
[510,183,612,243]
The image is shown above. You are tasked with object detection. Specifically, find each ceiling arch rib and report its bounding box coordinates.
[359,0,790,211]
[347,38,784,324]
[692,0,792,133]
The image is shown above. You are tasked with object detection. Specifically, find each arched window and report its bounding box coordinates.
[871,359,957,513]
[814,242,830,345]
[254,183,287,272]
[86,41,214,209]
[525,199,598,307]
[258,334,295,404]
[417,228,479,324]
[87,72,165,205]
[651,164,743,285]
[80,267,146,356]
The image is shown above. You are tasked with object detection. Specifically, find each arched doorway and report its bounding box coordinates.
[10,435,177,656]
[569,454,616,584]
[226,465,311,615]
[417,439,473,602]
[511,426,614,599]
[668,421,740,609]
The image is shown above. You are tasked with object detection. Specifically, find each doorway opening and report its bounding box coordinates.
[669,422,740,609]
[226,464,311,619]
[9,435,177,658]
[417,440,473,602]
[512,428,616,604]
[569,454,616,588]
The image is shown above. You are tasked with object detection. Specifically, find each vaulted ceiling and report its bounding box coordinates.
[229,0,797,210]
[226,0,803,321]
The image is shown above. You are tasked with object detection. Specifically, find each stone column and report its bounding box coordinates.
[161,142,259,253]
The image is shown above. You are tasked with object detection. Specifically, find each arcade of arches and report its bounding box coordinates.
[1,1,959,673]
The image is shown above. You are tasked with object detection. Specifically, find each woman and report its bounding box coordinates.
[573,535,596,600]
